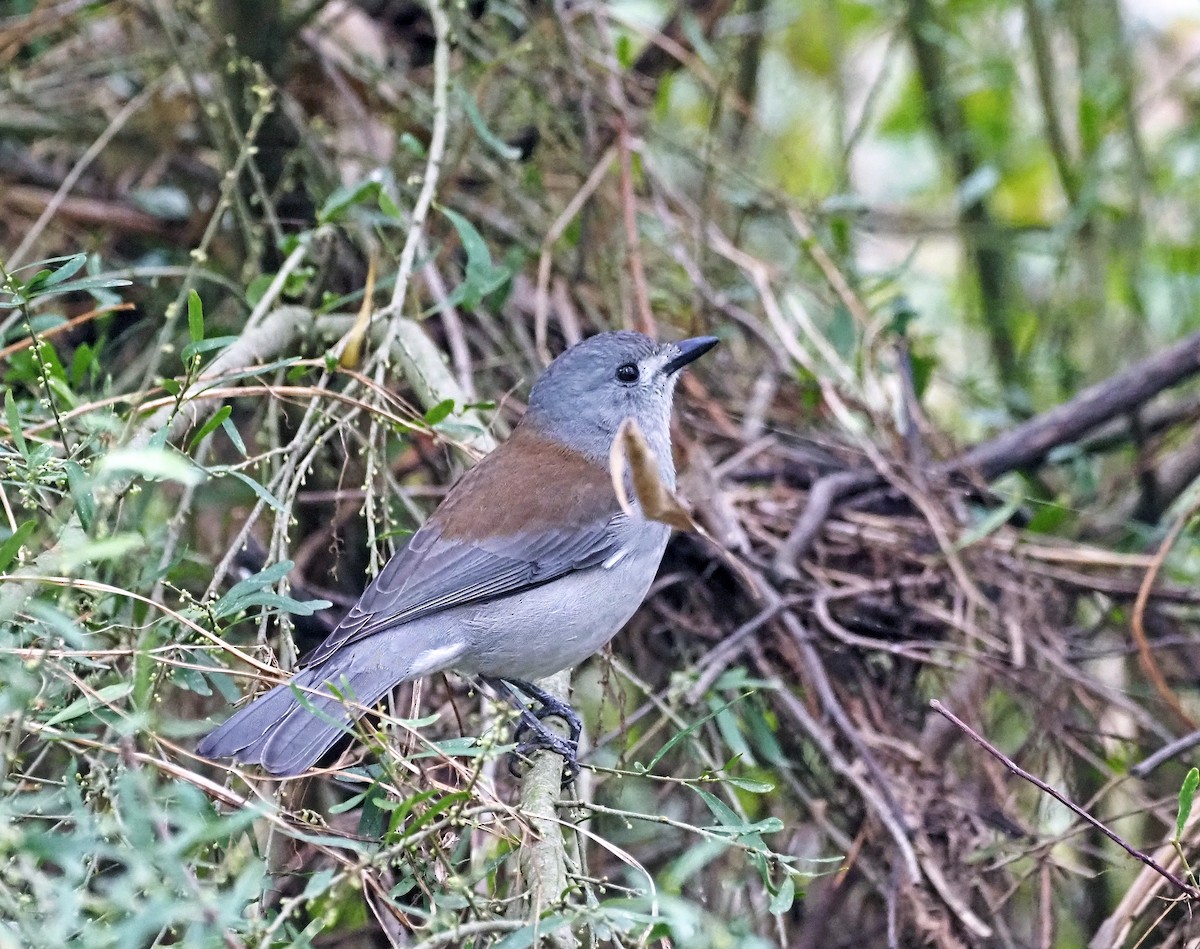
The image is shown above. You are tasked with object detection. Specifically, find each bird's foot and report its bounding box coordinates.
[510,712,580,783]
[486,678,581,784]
[507,679,583,746]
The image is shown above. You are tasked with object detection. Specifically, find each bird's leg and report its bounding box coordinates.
[505,679,583,745]
[481,677,580,781]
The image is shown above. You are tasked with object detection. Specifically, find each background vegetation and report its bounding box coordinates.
[4,0,1200,945]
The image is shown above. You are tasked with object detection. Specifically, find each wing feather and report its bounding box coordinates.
[301,429,625,668]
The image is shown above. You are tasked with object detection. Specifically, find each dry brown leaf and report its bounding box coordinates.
[609,417,698,531]
[610,418,763,597]
[339,251,376,369]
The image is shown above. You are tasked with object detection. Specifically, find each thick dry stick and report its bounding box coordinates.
[516,669,575,949]
[776,330,1200,570]
[944,329,1200,480]
[930,700,1200,900]
[773,470,879,579]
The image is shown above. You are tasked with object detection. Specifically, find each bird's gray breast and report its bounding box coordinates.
[452,521,670,681]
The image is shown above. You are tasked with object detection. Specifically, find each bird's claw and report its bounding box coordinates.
[483,677,582,785]
[507,709,579,784]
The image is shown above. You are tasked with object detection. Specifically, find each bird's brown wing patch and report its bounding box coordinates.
[434,427,624,539]
[301,429,626,667]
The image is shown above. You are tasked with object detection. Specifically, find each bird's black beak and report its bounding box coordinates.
[662,336,719,375]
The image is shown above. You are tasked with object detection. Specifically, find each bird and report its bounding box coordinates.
[196,330,719,777]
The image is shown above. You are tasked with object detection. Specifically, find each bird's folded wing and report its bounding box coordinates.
[301,430,626,667]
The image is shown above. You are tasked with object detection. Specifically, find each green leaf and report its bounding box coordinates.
[888,296,919,336]
[693,786,783,843]
[21,268,53,293]
[380,786,440,827]
[214,559,293,615]
[210,560,329,620]
[827,303,856,361]
[359,787,388,839]
[211,467,286,513]
[442,207,492,272]
[58,533,146,570]
[180,335,238,364]
[663,837,730,891]
[5,389,27,457]
[44,254,87,287]
[457,86,521,161]
[378,188,401,219]
[423,398,455,426]
[429,421,483,443]
[148,426,170,450]
[171,665,212,696]
[768,874,796,915]
[644,693,749,772]
[23,275,130,303]
[493,915,576,949]
[328,791,368,815]
[25,599,88,647]
[439,206,512,311]
[954,491,1023,551]
[301,868,338,902]
[1025,500,1071,535]
[221,591,331,617]
[399,131,425,157]
[0,519,37,572]
[693,786,743,829]
[187,290,204,343]
[96,447,206,486]
[1176,767,1199,840]
[405,736,496,759]
[188,404,232,453]
[245,274,274,308]
[221,417,247,457]
[318,177,383,224]
[65,460,94,532]
[45,682,134,726]
[69,341,97,387]
[11,253,82,274]
[724,776,775,794]
[615,33,633,69]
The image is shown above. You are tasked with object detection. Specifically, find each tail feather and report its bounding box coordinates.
[196,655,400,776]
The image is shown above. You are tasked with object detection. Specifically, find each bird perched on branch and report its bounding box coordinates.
[197,331,719,777]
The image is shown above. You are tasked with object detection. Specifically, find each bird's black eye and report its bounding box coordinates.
[615,363,639,383]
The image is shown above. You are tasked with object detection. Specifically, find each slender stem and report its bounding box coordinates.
[930,700,1200,900]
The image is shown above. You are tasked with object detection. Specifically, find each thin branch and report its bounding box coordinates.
[1130,500,1200,732]
[7,78,163,270]
[930,700,1200,900]
[1132,730,1200,779]
[370,0,451,370]
[773,469,878,578]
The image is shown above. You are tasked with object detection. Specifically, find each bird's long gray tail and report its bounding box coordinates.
[196,645,405,776]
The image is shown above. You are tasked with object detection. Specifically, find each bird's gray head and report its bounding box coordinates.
[522,331,718,474]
